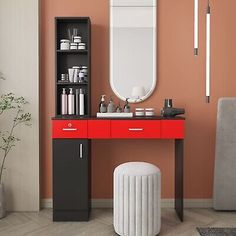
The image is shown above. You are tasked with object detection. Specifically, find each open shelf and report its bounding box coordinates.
[57,82,88,85]
[57,49,88,54]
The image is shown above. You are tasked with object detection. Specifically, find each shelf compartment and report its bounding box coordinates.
[55,17,91,117]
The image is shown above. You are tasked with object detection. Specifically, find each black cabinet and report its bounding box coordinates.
[52,17,91,222]
[53,139,91,221]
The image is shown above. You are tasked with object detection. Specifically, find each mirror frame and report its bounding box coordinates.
[109,1,157,103]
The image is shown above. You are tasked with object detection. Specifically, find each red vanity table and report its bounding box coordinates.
[52,117,185,222]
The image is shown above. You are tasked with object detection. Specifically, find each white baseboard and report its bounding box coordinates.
[41,198,213,209]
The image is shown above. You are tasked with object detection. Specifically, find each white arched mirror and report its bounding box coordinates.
[110,0,156,103]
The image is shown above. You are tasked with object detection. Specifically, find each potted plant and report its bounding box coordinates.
[0,92,31,218]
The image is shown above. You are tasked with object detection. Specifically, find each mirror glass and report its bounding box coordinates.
[110,0,156,103]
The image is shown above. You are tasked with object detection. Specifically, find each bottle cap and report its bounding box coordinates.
[101,95,106,101]
[60,39,70,43]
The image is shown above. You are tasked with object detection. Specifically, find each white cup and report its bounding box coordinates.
[73,68,79,83]
[68,68,74,83]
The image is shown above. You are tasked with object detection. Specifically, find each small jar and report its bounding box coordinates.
[72,66,80,69]
[61,73,69,81]
[74,36,82,43]
[78,43,86,50]
[81,66,88,75]
[60,39,70,50]
[70,42,78,50]
[145,108,155,116]
[79,72,85,82]
[135,108,145,116]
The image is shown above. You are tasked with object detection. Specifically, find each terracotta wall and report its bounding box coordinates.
[41,0,236,199]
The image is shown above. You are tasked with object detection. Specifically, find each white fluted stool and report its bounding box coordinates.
[114,162,161,236]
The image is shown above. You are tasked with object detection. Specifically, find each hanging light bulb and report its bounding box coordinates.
[194,0,199,55]
[206,0,211,103]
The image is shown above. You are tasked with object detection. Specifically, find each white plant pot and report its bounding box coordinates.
[0,183,6,218]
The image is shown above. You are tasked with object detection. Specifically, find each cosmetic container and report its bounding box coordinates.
[78,43,86,50]
[60,39,70,50]
[145,108,155,116]
[68,88,75,115]
[61,88,68,115]
[79,89,85,116]
[135,108,145,116]
[79,72,85,83]
[116,103,122,113]
[70,42,78,50]
[107,97,115,113]
[74,36,82,43]
[75,89,79,115]
[81,66,88,75]
[61,74,69,81]
[99,95,107,113]
[124,98,130,113]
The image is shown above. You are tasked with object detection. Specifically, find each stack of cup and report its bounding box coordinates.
[68,65,88,83]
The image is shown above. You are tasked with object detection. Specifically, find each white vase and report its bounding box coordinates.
[0,183,6,218]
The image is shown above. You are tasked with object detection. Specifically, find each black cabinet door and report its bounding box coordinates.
[53,139,89,210]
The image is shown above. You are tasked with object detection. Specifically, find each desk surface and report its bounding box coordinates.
[52,115,185,120]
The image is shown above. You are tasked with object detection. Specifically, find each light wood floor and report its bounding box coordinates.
[0,208,236,236]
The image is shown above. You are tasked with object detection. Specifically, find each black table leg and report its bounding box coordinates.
[175,139,184,221]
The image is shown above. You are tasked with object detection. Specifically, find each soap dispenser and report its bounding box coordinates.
[61,88,68,115]
[68,88,75,115]
[79,88,85,116]
[107,96,115,113]
[116,102,122,113]
[99,95,107,113]
[124,98,130,113]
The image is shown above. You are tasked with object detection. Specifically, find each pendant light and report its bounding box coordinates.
[206,0,211,103]
[194,0,199,55]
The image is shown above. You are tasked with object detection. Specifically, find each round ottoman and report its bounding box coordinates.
[114,162,161,236]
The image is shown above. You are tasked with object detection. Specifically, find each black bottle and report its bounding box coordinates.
[124,98,130,113]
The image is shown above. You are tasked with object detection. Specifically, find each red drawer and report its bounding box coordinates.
[52,120,88,138]
[161,120,184,139]
[111,120,161,139]
[88,120,111,139]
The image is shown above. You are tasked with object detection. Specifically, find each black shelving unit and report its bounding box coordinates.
[55,17,91,117]
[53,17,91,222]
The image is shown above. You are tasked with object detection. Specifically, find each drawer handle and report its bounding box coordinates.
[128,128,144,131]
[62,128,78,131]
[80,144,83,158]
